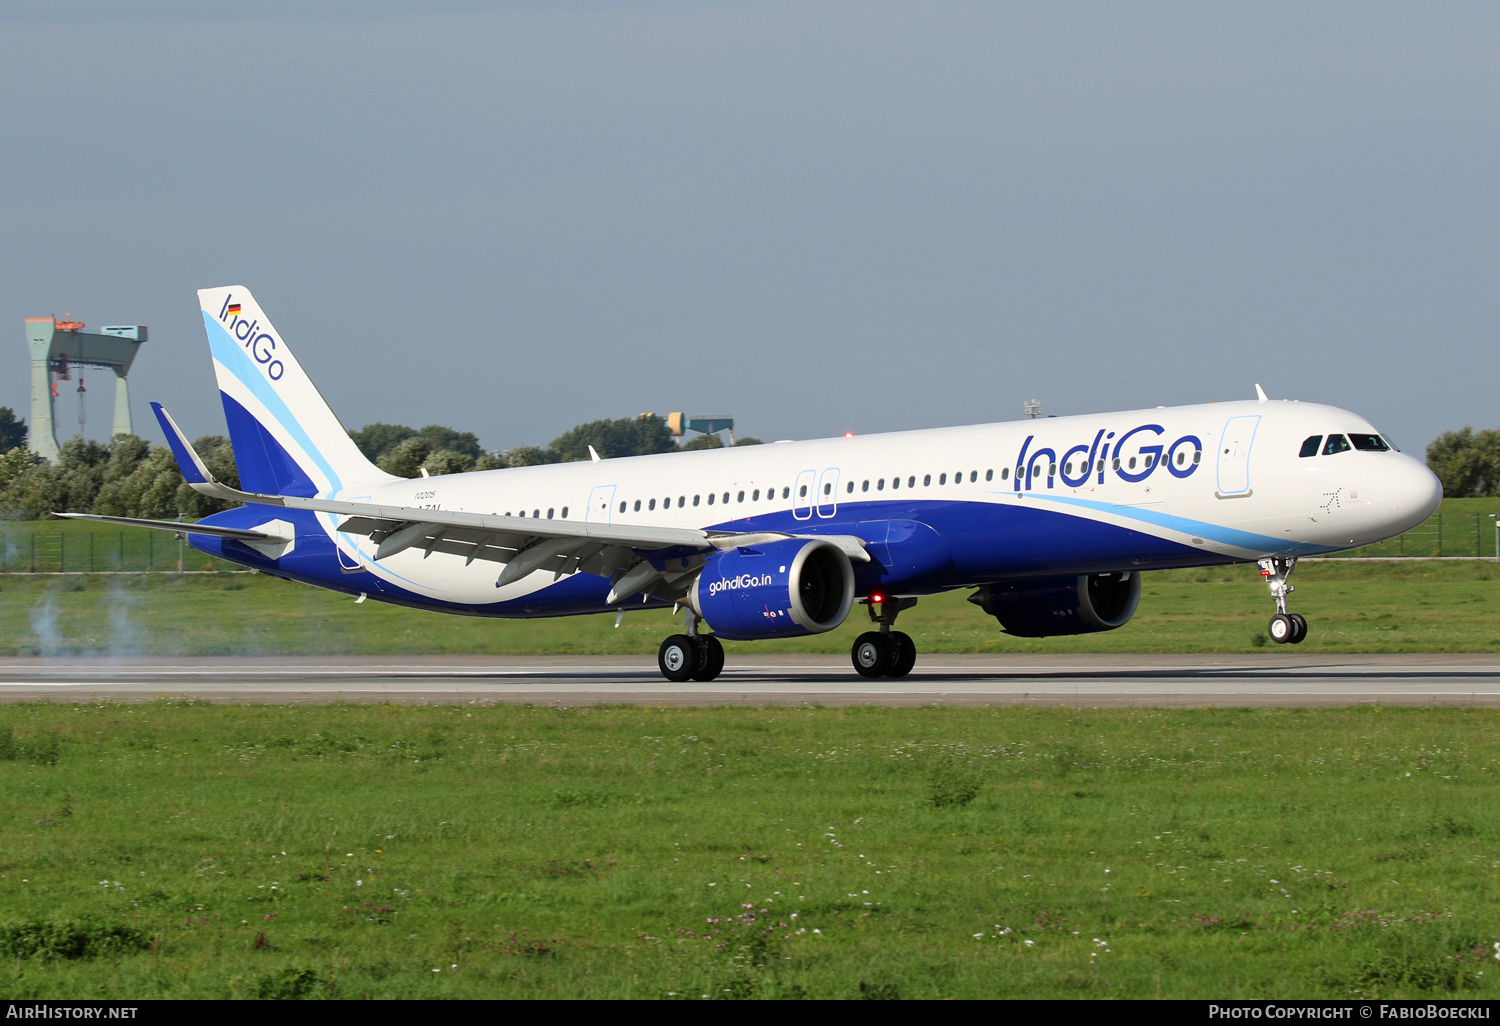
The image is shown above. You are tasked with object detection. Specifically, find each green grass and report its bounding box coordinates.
[1,561,1496,656]
[2,702,1498,999]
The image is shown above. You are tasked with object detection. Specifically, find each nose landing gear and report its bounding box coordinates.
[851,596,919,678]
[1259,557,1308,644]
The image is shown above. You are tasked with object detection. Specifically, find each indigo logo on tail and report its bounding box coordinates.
[218,294,285,381]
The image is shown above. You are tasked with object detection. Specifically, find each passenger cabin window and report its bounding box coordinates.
[1299,436,1323,458]
[847,481,854,494]
[985,469,993,481]
[649,498,656,510]
[634,500,641,512]
[1323,434,1352,455]
[877,478,885,490]
[1000,468,1008,480]
[782,487,790,499]
[799,485,808,498]
[619,501,626,513]
[908,476,916,488]
[938,473,946,485]
[753,489,760,501]
[861,480,869,492]
[737,490,745,502]
[707,493,715,505]
[547,508,555,519]
[1349,433,1391,452]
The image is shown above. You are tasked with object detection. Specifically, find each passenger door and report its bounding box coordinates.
[816,467,841,519]
[793,469,815,521]
[1216,416,1260,496]
[586,484,616,523]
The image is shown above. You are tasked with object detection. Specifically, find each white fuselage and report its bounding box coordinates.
[280,398,1439,611]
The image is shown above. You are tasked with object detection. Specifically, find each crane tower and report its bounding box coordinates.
[25,314,146,462]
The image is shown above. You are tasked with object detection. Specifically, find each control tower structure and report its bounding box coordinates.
[25,315,146,463]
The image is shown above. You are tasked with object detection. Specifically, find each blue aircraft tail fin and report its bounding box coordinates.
[196,286,394,497]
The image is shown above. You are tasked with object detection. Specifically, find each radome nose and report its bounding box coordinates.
[1385,455,1443,527]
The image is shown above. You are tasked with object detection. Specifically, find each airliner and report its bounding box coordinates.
[61,287,1444,681]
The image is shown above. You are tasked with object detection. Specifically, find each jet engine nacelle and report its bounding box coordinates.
[688,538,855,641]
[969,572,1141,638]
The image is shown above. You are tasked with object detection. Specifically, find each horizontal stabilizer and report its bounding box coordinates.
[51,512,283,541]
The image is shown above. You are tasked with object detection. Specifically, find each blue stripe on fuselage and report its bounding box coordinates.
[1018,492,1337,557]
[188,496,1274,618]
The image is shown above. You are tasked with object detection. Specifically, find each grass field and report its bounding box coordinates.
[1,560,1496,657]
[1,702,1497,999]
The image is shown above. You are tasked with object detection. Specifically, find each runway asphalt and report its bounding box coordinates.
[0,653,1498,706]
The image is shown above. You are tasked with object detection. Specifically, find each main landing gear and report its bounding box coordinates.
[851,596,919,679]
[657,612,725,683]
[1259,556,1308,645]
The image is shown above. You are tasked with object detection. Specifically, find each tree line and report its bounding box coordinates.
[0,407,762,520]
[1425,427,1499,499]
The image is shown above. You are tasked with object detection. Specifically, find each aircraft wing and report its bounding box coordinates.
[154,404,867,602]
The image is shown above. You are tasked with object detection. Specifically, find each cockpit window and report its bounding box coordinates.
[1349,433,1391,452]
[1323,434,1352,455]
[1299,436,1323,458]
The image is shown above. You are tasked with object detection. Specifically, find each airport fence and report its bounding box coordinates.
[1329,509,1500,559]
[0,525,235,573]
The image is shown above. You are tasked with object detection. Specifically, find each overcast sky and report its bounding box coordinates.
[2,1,1495,456]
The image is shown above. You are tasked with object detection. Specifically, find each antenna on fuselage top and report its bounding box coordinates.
[1024,399,1042,419]
[1254,384,1269,404]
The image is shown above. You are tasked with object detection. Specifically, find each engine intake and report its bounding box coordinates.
[689,538,855,641]
[969,572,1141,638]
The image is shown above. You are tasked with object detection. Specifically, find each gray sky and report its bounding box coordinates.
[3,1,1495,456]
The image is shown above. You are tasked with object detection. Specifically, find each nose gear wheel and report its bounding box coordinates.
[1259,557,1309,644]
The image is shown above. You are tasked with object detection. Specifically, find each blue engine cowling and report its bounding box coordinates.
[968,572,1141,638]
[688,539,855,641]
